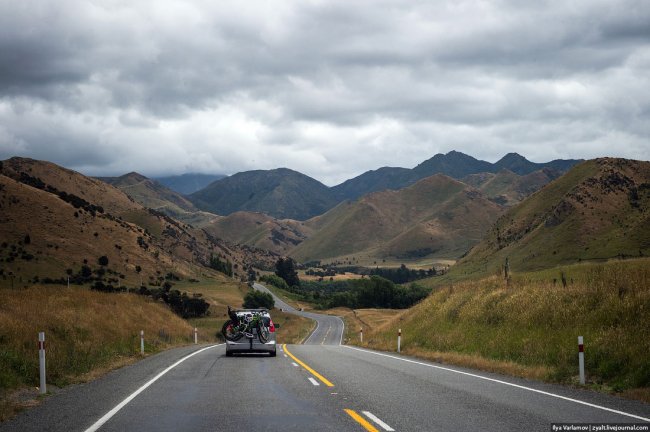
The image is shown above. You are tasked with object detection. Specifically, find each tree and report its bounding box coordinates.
[98,255,109,266]
[243,291,275,309]
[275,257,300,287]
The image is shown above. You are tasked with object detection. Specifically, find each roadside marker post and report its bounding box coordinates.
[578,336,585,385]
[360,328,363,343]
[38,332,46,394]
[140,330,145,355]
[397,329,401,353]
[194,328,198,344]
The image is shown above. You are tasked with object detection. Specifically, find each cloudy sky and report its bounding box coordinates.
[0,0,648,186]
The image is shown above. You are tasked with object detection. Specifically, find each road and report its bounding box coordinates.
[2,285,649,431]
[252,282,345,346]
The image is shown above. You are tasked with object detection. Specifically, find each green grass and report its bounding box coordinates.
[362,259,650,395]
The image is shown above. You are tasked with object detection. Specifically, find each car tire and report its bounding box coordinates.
[226,351,233,357]
[269,350,276,357]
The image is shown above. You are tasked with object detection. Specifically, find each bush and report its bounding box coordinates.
[259,274,289,290]
[243,291,275,309]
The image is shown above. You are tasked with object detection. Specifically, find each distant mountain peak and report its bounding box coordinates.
[122,172,148,182]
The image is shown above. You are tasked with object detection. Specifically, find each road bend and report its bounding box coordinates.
[2,284,648,431]
[252,282,344,346]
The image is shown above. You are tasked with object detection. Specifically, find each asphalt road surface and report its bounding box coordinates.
[2,285,649,431]
[252,282,345,346]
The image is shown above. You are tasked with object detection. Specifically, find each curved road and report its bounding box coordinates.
[2,285,649,431]
[252,282,345,345]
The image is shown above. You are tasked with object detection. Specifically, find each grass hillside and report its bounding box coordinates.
[463,168,561,206]
[360,259,650,400]
[190,168,339,220]
[204,212,312,256]
[448,158,650,279]
[291,174,504,262]
[99,172,218,228]
[0,285,195,420]
[0,157,277,286]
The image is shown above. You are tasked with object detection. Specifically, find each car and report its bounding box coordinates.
[225,308,280,357]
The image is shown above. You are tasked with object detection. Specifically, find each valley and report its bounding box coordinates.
[1,151,649,422]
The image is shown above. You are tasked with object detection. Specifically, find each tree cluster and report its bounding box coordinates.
[368,264,437,284]
[275,257,300,287]
[209,253,233,277]
[279,276,431,310]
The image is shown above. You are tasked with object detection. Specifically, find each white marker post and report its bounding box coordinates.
[194,328,198,344]
[38,332,46,394]
[140,330,145,355]
[360,328,363,343]
[578,336,585,385]
[397,328,401,353]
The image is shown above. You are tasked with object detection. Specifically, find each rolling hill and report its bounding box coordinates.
[449,158,650,277]
[204,212,312,256]
[189,168,338,220]
[98,172,218,227]
[0,157,277,288]
[463,168,562,206]
[291,174,504,262]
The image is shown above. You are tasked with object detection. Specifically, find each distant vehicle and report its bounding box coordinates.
[225,309,279,357]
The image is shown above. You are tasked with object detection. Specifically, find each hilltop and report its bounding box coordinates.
[447,158,650,278]
[291,174,503,262]
[189,168,338,220]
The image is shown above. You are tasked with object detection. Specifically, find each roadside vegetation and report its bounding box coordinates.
[0,284,195,420]
[358,259,650,401]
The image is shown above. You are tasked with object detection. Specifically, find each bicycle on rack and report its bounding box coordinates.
[221,307,271,343]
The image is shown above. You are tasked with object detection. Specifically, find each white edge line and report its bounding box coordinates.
[336,316,345,345]
[292,362,299,367]
[344,346,650,423]
[84,344,221,432]
[362,411,395,431]
[304,315,320,344]
[308,377,320,386]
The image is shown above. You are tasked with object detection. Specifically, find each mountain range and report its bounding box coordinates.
[90,151,584,263]
[330,151,582,202]
[187,151,582,220]
[2,153,646,281]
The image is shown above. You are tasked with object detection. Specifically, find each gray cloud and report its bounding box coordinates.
[0,0,648,186]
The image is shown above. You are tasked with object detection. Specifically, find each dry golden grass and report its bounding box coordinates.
[621,388,650,404]
[402,348,551,381]
[360,261,650,400]
[271,310,316,344]
[300,271,362,282]
[0,284,194,420]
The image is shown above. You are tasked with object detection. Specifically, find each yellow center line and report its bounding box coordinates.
[282,344,334,387]
[344,409,379,432]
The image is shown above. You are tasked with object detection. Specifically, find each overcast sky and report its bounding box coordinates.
[0,0,648,186]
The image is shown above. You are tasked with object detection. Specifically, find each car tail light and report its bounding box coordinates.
[269,320,276,333]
